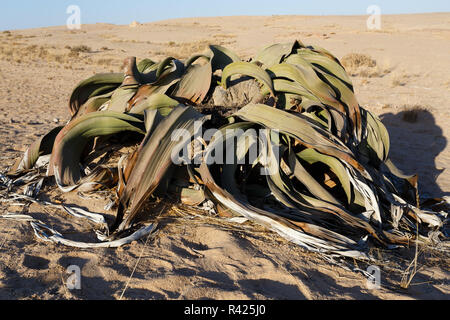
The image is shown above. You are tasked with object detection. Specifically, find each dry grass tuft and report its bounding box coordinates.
[0,44,50,62]
[156,40,212,59]
[341,53,390,78]
[342,53,376,69]
[391,77,406,87]
[156,37,236,60]
[400,105,428,123]
[0,42,96,66]
[400,229,420,289]
[96,58,119,67]
[390,71,412,87]
[213,33,237,39]
[68,45,92,54]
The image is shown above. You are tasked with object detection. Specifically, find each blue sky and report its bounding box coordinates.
[1,0,449,31]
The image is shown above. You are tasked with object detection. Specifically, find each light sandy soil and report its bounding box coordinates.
[0,13,449,300]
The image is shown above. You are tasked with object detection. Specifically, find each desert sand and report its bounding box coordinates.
[0,13,449,300]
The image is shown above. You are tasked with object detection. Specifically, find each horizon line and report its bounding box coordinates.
[3,11,449,32]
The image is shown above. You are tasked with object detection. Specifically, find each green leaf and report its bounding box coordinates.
[272,78,322,105]
[297,148,357,205]
[69,73,124,116]
[113,105,209,232]
[287,151,341,205]
[234,104,367,176]
[221,61,275,97]
[295,49,353,90]
[209,45,241,71]
[137,58,156,73]
[128,93,179,116]
[314,70,362,140]
[9,126,64,174]
[107,84,139,113]
[185,54,210,68]
[140,57,185,85]
[48,112,145,188]
[366,109,390,161]
[172,62,212,104]
[156,57,177,78]
[73,92,113,119]
[269,61,344,114]
[254,40,303,68]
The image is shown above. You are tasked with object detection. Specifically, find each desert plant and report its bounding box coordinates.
[3,40,448,260]
[341,53,390,77]
[70,44,92,53]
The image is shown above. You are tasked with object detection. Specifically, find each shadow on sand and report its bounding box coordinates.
[380,109,448,198]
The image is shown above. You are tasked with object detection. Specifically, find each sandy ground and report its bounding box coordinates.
[0,13,449,300]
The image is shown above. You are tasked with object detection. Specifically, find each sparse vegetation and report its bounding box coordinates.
[96,58,117,66]
[0,41,97,66]
[391,72,410,87]
[342,52,375,67]
[69,45,92,54]
[156,40,212,59]
[157,39,235,59]
[391,77,406,87]
[401,105,428,123]
[213,33,236,39]
[341,53,390,78]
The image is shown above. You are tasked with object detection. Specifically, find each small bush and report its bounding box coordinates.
[401,105,428,123]
[70,45,92,54]
[341,53,376,69]
[341,53,390,78]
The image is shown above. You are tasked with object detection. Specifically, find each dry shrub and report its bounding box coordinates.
[0,46,13,57]
[391,72,414,87]
[401,105,428,123]
[53,55,64,64]
[341,53,390,78]
[35,46,50,58]
[342,53,376,69]
[391,77,406,87]
[69,45,92,54]
[68,51,80,58]
[96,58,117,66]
